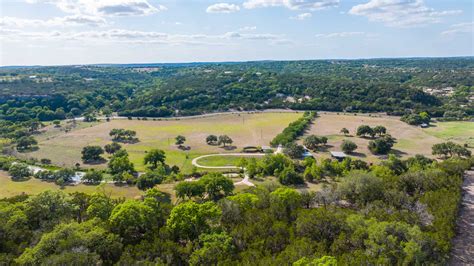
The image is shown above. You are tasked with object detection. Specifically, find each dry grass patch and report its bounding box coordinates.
[304,113,449,162]
[0,170,142,199]
[22,112,302,173]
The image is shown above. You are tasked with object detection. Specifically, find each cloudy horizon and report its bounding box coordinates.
[1,0,473,66]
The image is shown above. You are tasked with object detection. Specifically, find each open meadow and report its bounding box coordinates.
[21,112,303,172]
[0,170,143,199]
[304,112,473,162]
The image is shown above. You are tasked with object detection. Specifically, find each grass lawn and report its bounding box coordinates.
[196,154,263,167]
[0,170,143,199]
[423,121,474,147]
[22,112,302,173]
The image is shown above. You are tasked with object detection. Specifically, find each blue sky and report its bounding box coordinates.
[0,0,472,65]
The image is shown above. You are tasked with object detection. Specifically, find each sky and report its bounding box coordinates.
[0,0,473,66]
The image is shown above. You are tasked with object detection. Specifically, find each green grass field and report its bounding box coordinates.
[0,170,143,199]
[423,121,474,147]
[196,155,263,167]
[22,112,302,173]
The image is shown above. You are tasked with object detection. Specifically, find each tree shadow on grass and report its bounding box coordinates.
[349,152,367,158]
[390,149,408,157]
[83,158,107,165]
[16,146,39,153]
[221,145,237,151]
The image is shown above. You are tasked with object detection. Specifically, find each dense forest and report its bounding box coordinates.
[0,154,472,264]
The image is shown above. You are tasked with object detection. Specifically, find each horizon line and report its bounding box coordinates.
[2,55,473,68]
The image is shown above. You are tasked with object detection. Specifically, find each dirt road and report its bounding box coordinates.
[449,169,474,265]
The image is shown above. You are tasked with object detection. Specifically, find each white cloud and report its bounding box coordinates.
[441,22,474,36]
[243,0,339,11]
[315,31,367,38]
[223,31,282,40]
[25,0,166,17]
[206,3,240,13]
[1,28,286,45]
[290,13,312,20]
[0,15,106,27]
[239,26,257,31]
[349,0,462,28]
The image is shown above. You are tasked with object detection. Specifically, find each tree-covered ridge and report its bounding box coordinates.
[0,58,473,123]
[0,155,472,265]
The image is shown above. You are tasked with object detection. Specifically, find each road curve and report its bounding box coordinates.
[191,153,267,186]
[191,153,266,169]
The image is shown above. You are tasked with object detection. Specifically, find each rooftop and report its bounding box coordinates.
[330,151,347,158]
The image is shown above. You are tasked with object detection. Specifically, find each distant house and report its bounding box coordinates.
[330,151,347,161]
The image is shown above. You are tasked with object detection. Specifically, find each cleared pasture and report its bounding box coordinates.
[304,113,473,162]
[423,121,474,147]
[23,112,302,172]
[0,170,143,199]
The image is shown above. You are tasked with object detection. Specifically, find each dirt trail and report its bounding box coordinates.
[449,169,474,265]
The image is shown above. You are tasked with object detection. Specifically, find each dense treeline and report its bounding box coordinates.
[270,111,316,146]
[0,155,472,264]
[1,58,473,124]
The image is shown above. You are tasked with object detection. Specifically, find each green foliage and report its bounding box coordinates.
[143,149,166,169]
[304,135,328,151]
[199,173,235,201]
[206,134,218,145]
[341,140,357,153]
[104,142,122,154]
[432,141,471,158]
[293,256,337,266]
[175,135,186,146]
[278,165,304,185]
[16,136,38,151]
[167,201,221,241]
[284,142,306,159]
[108,149,135,182]
[109,200,157,243]
[271,112,316,146]
[8,163,31,180]
[109,128,138,142]
[175,181,206,200]
[81,145,104,163]
[136,170,165,190]
[16,219,122,265]
[356,125,375,138]
[189,232,234,265]
[368,135,396,155]
[86,192,116,221]
[401,112,431,125]
[337,171,384,205]
[218,135,233,147]
[82,169,103,184]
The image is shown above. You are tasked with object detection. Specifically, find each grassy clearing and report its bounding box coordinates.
[197,155,263,167]
[23,112,302,173]
[0,171,143,199]
[423,121,474,147]
[304,113,470,162]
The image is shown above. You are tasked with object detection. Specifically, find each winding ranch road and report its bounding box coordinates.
[191,153,267,187]
[449,169,474,265]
